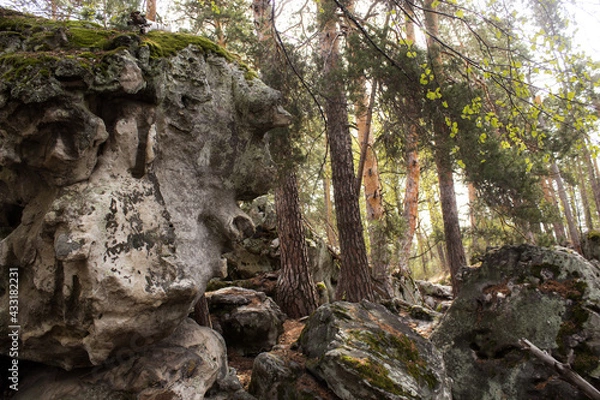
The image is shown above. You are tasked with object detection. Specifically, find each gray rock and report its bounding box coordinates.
[248,352,303,400]
[207,287,286,355]
[299,301,451,400]
[415,280,453,299]
[14,318,228,400]
[0,9,289,376]
[581,230,600,262]
[432,244,600,399]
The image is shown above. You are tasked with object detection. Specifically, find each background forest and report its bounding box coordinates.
[4,0,599,312]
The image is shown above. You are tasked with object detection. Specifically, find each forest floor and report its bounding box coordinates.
[227,318,339,399]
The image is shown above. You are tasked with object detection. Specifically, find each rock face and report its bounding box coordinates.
[581,230,600,263]
[432,245,600,399]
[207,287,286,356]
[248,352,303,400]
[14,318,228,400]
[298,301,451,400]
[0,6,288,377]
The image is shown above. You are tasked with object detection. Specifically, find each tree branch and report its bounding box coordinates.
[519,338,600,400]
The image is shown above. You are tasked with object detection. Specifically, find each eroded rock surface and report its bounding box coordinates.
[13,318,229,400]
[0,7,288,379]
[298,301,451,400]
[432,245,600,399]
[207,287,285,356]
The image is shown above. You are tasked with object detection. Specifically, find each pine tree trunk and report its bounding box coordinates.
[253,0,318,317]
[354,80,393,298]
[417,223,429,277]
[424,0,467,294]
[541,177,567,243]
[274,167,319,318]
[551,162,582,253]
[146,0,157,21]
[323,174,337,248]
[397,0,420,275]
[319,4,374,302]
[583,144,600,221]
[398,123,420,272]
[578,159,594,230]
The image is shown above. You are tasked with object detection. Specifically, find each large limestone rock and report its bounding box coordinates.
[432,245,600,399]
[13,318,228,400]
[0,6,289,376]
[298,301,452,400]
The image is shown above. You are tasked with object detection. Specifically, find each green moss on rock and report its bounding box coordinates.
[339,355,408,397]
[349,329,438,389]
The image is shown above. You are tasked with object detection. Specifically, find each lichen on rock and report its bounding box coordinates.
[432,244,600,399]
[0,7,289,397]
[298,301,451,400]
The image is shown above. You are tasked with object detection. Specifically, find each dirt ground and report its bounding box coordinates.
[227,319,339,399]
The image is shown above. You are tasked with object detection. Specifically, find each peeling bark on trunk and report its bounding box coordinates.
[354,80,393,298]
[396,0,421,276]
[146,0,157,22]
[319,4,374,302]
[398,123,420,272]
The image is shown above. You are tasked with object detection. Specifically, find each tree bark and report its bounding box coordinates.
[551,162,582,253]
[541,176,567,243]
[253,0,318,317]
[323,173,337,248]
[578,159,593,231]
[396,0,421,276]
[354,80,393,298]
[583,144,600,222]
[319,2,374,302]
[146,0,157,21]
[398,123,420,272]
[274,167,319,318]
[424,0,467,294]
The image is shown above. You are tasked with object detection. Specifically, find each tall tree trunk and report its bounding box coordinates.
[274,168,319,317]
[253,0,318,317]
[354,80,393,298]
[551,162,582,253]
[323,173,337,248]
[424,0,467,295]
[417,222,429,277]
[146,0,157,21]
[578,159,594,230]
[397,0,421,275]
[319,1,374,302]
[399,123,421,272]
[583,144,600,222]
[541,176,567,243]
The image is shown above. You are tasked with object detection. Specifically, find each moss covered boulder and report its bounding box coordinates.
[298,301,451,400]
[432,244,600,399]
